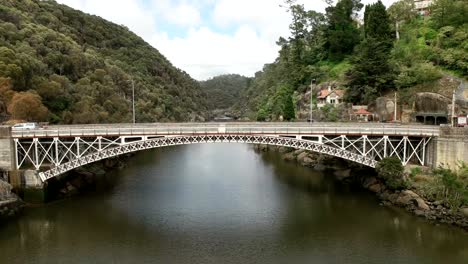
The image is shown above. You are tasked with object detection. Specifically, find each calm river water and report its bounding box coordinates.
[1,144,467,263]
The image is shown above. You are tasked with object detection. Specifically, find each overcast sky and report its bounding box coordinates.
[56,0,397,80]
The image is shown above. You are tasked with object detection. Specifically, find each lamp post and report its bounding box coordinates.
[451,90,456,127]
[310,79,315,124]
[127,79,135,124]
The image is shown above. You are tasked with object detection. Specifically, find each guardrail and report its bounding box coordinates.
[11,122,440,138]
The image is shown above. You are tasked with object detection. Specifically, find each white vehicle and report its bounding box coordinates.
[11,122,39,130]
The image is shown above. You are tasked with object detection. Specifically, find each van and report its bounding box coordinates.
[11,122,39,130]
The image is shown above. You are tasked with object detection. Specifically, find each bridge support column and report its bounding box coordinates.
[0,126,15,173]
[8,170,45,203]
[431,128,468,170]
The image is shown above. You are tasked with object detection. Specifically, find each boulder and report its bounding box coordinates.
[334,169,351,181]
[296,152,308,162]
[282,152,295,161]
[374,97,395,122]
[0,180,13,200]
[414,209,426,217]
[363,177,378,189]
[414,92,450,113]
[368,183,383,193]
[278,146,292,153]
[460,208,468,218]
[396,193,413,206]
[302,156,316,167]
[402,190,420,199]
[415,197,430,211]
[294,149,305,156]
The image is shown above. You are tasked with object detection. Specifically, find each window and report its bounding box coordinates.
[330,99,336,104]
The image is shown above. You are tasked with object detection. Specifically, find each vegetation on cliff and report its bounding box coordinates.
[0,0,208,124]
[199,74,251,111]
[234,0,467,120]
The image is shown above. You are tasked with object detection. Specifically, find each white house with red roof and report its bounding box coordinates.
[317,86,345,109]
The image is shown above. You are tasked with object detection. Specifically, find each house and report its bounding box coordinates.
[353,108,374,122]
[317,87,344,109]
[414,0,433,15]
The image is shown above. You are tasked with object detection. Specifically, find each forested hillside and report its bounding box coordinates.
[199,74,251,111]
[0,0,208,124]
[234,0,467,121]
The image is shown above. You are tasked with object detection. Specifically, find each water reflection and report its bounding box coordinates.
[0,144,467,264]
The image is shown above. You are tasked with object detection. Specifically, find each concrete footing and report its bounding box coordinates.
[6,169,46,203]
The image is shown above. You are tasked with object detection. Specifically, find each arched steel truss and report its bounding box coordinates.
[14,134,431,182]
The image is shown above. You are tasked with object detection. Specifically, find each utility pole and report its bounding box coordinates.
[394,92,397,122]
[310,79,315,124]
[451,90,456,127]
[132,79,135,124]
[127,79,136,124]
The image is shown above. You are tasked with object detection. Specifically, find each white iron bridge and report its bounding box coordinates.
[11,122,440,182]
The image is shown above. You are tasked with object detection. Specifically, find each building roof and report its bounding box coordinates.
[317,89,344,99]
[354,108,373,115]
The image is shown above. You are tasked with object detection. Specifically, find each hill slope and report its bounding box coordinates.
[199,74,251,111]
[0,0,208,123]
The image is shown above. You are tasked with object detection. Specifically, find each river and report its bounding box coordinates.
[1,144,467,263]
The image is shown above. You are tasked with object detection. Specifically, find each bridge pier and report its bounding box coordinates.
[1,126,45,202]
[6,170,45,203]
[0,126,15,173]
[430,128,468,170]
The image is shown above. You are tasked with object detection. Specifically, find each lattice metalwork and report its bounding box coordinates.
[14,134,431,182]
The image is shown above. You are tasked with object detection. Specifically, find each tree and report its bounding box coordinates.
[346,1,395,104]
[346,39,395,104]
[324,0,363,60]
[283,94,295,121]
[430,0,468,29]
[7,91,48,121]
[364,0,393,47]
[388,0,416,40]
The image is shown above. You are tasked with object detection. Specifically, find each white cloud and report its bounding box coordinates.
[56,0,398,80]
[151,25,277,80]
[57,0,158,40]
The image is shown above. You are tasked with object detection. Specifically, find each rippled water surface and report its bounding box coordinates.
[1,144,467,263]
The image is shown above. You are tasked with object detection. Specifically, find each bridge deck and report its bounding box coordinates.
[11,122,440,138]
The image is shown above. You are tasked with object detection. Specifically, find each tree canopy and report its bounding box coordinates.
[0,0,208,123]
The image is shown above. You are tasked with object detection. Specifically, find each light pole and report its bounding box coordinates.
[451,89,456,127]
[310,79,315,123]
[127,79,135,124]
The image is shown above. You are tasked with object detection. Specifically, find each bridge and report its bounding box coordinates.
[0,122,451,185]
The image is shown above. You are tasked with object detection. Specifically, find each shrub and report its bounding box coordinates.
[376,157,408,190]
[409,167,423,179]
[432,163,468,209]
[395,62,442,89]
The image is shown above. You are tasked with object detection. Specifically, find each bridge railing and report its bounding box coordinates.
[11,122,440,138]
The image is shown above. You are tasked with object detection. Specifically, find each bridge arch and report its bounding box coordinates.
[37,134,377,181]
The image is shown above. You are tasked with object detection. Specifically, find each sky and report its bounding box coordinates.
[55,0,397,80]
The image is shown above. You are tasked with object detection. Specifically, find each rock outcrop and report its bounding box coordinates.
[0,179,24,219]
[414,93,450,113]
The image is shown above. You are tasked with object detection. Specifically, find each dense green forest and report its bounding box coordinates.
[234,0,467,121]
[0,0,208,124]
[199,74,251,111]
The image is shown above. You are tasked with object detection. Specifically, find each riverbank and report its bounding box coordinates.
[0,179,25,220]
[255,144,468,232]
